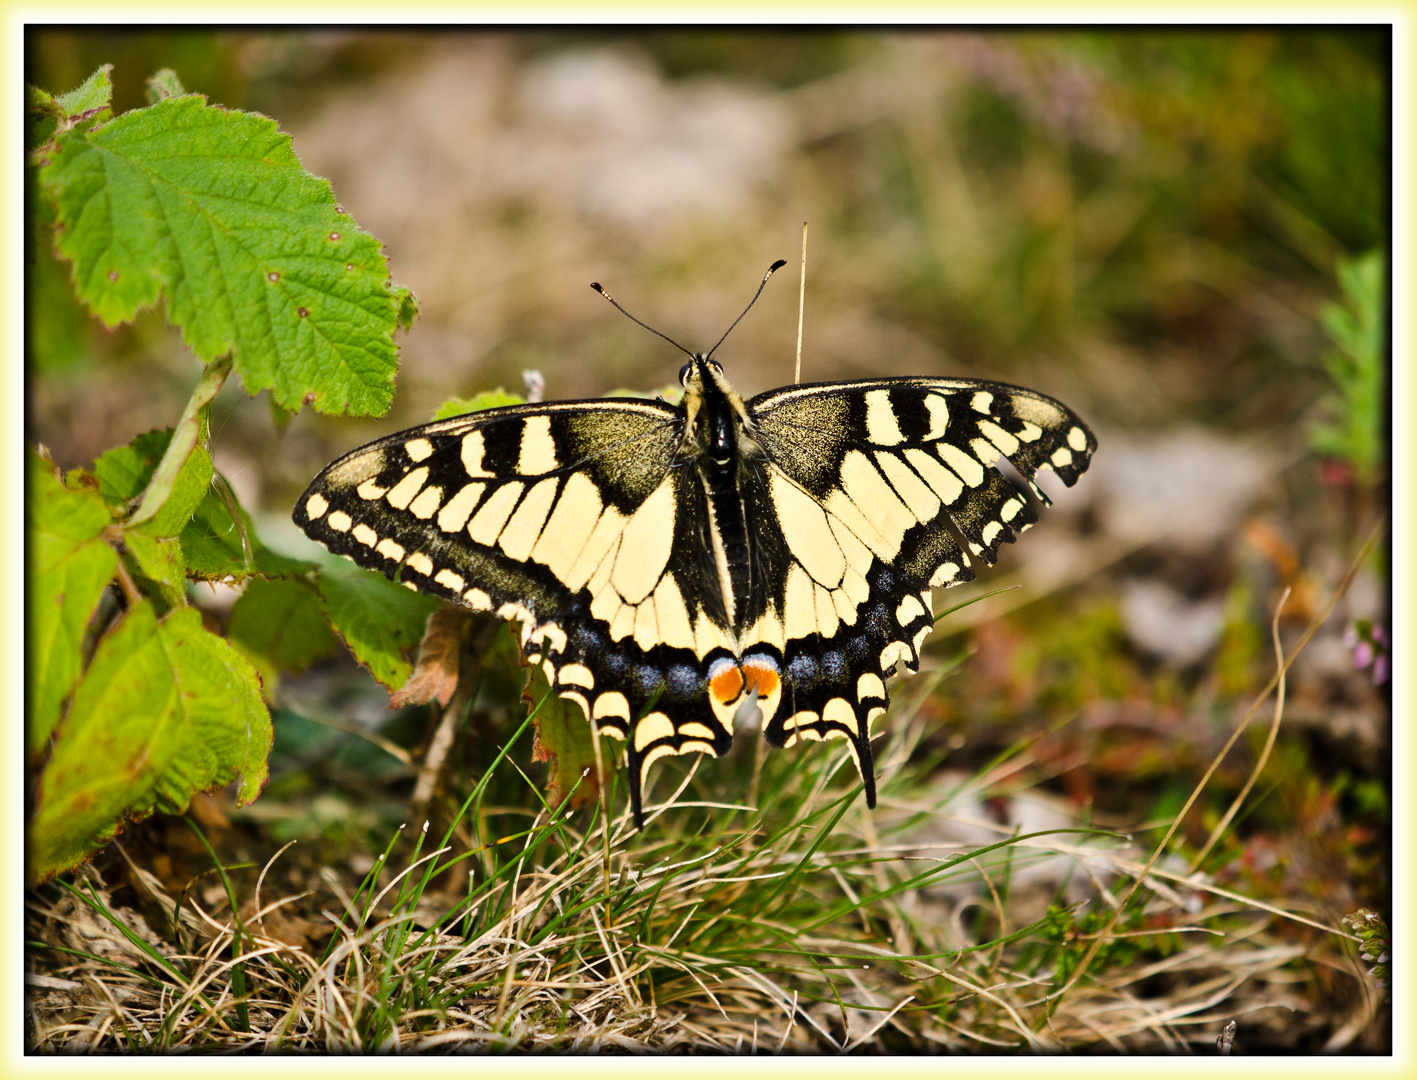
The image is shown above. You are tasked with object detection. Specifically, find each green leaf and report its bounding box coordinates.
[314,560,442,691]
[394,284,419,332]
[26,84,61,119]
[28,66,113,128]
[180,480,315,582]
[136,442,214,539]
[30,603,271,883]
[28,451,119,758]
[228,577,336,674]
[93,427,217,538]
[96,429,312,581]
[55,65,114,121]
[526,661,617,812]
[93,429,172,506]
[1310,249,1386,484]
[430,389,525,421]
[38,93,402,416]
[123,532,187,611]
[145,68,185,103]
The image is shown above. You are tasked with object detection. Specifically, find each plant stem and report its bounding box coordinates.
[127,355,232,528]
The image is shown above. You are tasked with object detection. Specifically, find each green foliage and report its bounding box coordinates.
[228,578,338,676]
[25,65,421,883]
[27,63,113,147]
[36,88,404,417]
[1031,900,1180,988]
[95,428,214,538]
[144,67,185,103]
[30,603,271,883]
[121,532,187,611]
[179,477,313,582]
[430,389,525,421]
[1310,250,1385,485]
[28,451,118,758]
[314,559,442,691]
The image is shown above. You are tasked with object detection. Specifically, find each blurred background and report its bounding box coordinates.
[26,27,1390,1045]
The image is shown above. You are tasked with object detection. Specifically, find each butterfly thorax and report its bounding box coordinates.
[679,356,766,638]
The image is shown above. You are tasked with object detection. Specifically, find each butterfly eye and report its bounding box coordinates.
[708,359,724,375]
[678,362,693,386]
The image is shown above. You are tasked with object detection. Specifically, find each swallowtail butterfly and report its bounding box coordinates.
[294,265,1096,826]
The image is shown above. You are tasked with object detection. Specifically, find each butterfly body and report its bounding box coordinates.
[295,351,1095,826]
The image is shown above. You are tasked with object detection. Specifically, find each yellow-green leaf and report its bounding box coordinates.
[38,91,406,416]
[30,603,271,883]
[28,450,118,758]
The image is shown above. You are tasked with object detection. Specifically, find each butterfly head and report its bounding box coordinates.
[680,353,751,466]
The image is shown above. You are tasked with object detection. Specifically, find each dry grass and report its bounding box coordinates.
[25,526,1387,1054]
[24,801,1372,1053]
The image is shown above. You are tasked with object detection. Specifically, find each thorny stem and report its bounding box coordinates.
[1044,516,1386,1013]
[127,355,232,529]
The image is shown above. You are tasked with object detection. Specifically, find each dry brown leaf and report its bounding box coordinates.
[389,606,468,708]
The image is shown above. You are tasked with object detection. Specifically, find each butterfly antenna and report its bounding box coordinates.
[590,282,694,358]
[705,259,788,361]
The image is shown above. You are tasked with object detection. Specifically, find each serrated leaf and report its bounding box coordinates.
[228,577,336,675]
[93,426,218,538]
[94,429,310,580]
[29,603,271,883]
[314,560,442,691]
[431,389,526,421]
[180,478,315,582]
[526,661,617,813]
[55,65,114,121]
[123,532,188,610]
[137,442,214,539]
[28,451,119,758]
[94,429,172,506]
[388,606,469,709]
[39,93,402,416]
[27,85,61,119]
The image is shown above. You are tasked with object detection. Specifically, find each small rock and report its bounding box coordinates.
[1120,578,1226,667]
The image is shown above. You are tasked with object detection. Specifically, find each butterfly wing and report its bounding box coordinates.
[745,378,1096,795]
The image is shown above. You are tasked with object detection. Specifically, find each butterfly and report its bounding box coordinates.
[293,263,1096,826]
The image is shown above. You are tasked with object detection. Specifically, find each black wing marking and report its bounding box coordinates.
[744,378,1096,798]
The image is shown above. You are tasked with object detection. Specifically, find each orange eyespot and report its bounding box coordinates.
[741,659,780,699]
[709,664,745,705]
